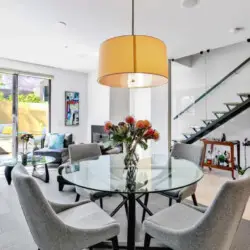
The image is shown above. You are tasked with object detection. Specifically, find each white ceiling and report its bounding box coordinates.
[0,0,250,73]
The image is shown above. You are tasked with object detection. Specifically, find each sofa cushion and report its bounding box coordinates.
[34,148,68,163]
[64,133,73,148]
[48,133,65,149]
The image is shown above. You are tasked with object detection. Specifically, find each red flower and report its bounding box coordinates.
[104,121,113,133]
[144,128,155,137]
[136,120,145,129]
[125,116,135,124]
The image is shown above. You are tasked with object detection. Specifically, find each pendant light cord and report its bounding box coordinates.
[132,0,135,35]
[132,0,136,73]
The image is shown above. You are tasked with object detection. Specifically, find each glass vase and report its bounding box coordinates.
[123,143,139,169]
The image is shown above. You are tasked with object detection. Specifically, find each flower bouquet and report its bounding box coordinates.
[104,116,159,167]
[104,116,159,191]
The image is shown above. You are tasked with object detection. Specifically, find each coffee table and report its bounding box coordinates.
[0,154,56,185]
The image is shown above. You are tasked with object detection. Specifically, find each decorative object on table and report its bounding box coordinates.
[20,133,33,165]
[97,0,168,88]
[104,116,159,191]
[201,139,241,180]
[65,91,79,126]
[221,133,226,142]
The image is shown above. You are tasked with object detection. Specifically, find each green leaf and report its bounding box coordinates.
[139,140,148,150]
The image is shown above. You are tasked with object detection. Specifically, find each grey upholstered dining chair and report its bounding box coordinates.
[68,143,109,207]
[142,143,204,222]
[143,169,250,250]
[12,163,120,250]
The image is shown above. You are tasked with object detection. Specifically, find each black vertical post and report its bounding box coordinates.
[127,192,136,250]
[48,79,52,133]
[168,60,172,152]
[12,74,18,157]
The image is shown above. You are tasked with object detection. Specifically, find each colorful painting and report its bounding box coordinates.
[65,91,79,126]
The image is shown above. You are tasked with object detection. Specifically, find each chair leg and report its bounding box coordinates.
[144,233,151,249]
[192,194,198,206]
[142,193,149,222]
[75,193,80,202]
[169,198,172,206]
[99,197,103,209]
[111,236,119,250]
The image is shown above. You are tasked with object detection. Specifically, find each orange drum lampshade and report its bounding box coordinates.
[98,35,168,88]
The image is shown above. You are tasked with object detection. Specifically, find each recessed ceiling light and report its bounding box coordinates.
[229,27,245,34]
[181,0,200,8]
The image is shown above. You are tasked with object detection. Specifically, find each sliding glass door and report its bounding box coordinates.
[0,73,14,156]
[0,72,51,160]
[17,76,50,154]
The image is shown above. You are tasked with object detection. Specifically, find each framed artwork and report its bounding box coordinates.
[65,91,79,126]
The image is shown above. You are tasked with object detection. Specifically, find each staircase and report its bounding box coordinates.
[173,57,250,144]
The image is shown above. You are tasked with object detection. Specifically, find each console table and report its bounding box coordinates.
[201,139,240,180]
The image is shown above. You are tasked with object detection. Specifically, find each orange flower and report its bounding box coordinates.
[104,121,113,132]
[143,120,151,128]
[136,120,145,129]
[153,130,160,141]
[125,115,135,124]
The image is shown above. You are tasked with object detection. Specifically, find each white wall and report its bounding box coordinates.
[0,57,88,142]
[130,87,169,156]
[110,88,130,123]
[86,70,110,142]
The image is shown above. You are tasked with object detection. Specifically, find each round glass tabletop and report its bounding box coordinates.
[62,154,204,194]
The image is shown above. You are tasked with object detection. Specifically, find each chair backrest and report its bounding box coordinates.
[12,164,63,249]
[69,143,101,162]
[171,143,203,166]
[193,170,250,250]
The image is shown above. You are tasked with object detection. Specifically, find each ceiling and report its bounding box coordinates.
[0,0,250,73]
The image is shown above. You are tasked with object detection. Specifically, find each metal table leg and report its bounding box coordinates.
[32,163,50,183]
[127,192,136,250]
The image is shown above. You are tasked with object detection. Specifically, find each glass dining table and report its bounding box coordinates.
[62,154,204,250]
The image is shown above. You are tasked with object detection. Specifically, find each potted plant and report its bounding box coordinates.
[20,133,34,165]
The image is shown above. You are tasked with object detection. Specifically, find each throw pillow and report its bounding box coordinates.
[2,126,12,135]
[48,134,65,149]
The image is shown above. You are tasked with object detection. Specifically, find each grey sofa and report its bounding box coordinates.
[34,133,73,166]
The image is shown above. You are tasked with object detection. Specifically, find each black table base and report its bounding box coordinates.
[4,163,50,185]
[4,166,13,185]
[94,241,171,249]
[32,164,50,183]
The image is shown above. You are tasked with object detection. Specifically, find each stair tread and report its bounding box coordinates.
[190,125,203,128]
[237,93,250,96]
[212,111,228,113]
[224,102,241,105]
[203,119,215,121]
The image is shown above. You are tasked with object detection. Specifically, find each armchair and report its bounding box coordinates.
[12,163,120,250]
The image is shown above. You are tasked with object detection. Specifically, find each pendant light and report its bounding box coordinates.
[97,0,168,88]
